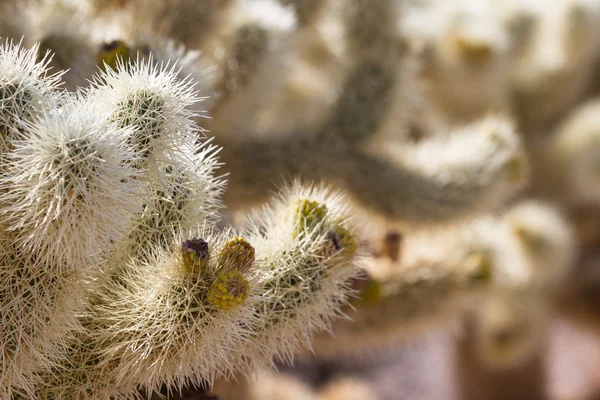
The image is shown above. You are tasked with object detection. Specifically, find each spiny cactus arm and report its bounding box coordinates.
[227,182,361,370]
[82,228,261,398]
[210,0,296,117]
[29,183,360,400]
[311,0,408,146]
[87,56,225,257]
[310,240,493,360]
[1,100,143,271]
[0,231,90,400]
[310,201,571,362]
[21,229,256,400]
[316,59,398,146]
[86,57,202,164]
[548,99,600,203]
[342,0,401,60]
[0,39,64,153]
[219,117,527,226]
[117,143,225,261]
[342,117,528,227]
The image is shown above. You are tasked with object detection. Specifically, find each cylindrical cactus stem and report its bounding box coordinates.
[342,0,401,61]
[227,182,362,371]
[86,57,201,168]
[0,231,88,399]
[219,116,528,227]
[90,228,261,396]
[0,40,63,155]
[1,101,143,271]
[119,149,224,261]
[310,247,493,360]
[339,116,528,228]
[316,59,397,146]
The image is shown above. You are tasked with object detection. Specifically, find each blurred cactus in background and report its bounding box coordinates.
[1,0,600,399]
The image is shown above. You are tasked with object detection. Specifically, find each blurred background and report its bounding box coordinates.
[3,0,600,399]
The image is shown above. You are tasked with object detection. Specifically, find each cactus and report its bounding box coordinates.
[498,0,600,132]
[1,1,597,399]
[0,38,365,399]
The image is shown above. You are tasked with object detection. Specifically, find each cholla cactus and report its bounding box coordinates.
[309,200,575,366]
[469,201,575,370]
[406,0,513,128]
[498,0,600,132]
[0,38,364,399]
[2,0,596,398]
[0,40,63,151]
[534,99,600,204]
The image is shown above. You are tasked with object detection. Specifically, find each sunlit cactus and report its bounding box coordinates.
[0,39,363,399]
[0,0,596,399]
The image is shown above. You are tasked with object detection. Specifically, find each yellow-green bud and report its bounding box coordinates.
[349,272,382,306]
[333,219,358,256]
[513,226,546,253]
[504,155,526,183]
[293,198,328,237]
[358,280,382,305]
[218,236,255,272]
[463,253,492,285]
[207,270,249,310]
[452,35,492,63]
[98,40,130,72]
[181,238,209,275]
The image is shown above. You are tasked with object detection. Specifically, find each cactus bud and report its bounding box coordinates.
[462,253,492,285]
[293,198,328,237]
[504,155,526,183]
[181,238,209,275]
[98,40,130,72]
[218,236,255,272]
[333,220,358,256]
[207,270,249,310]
